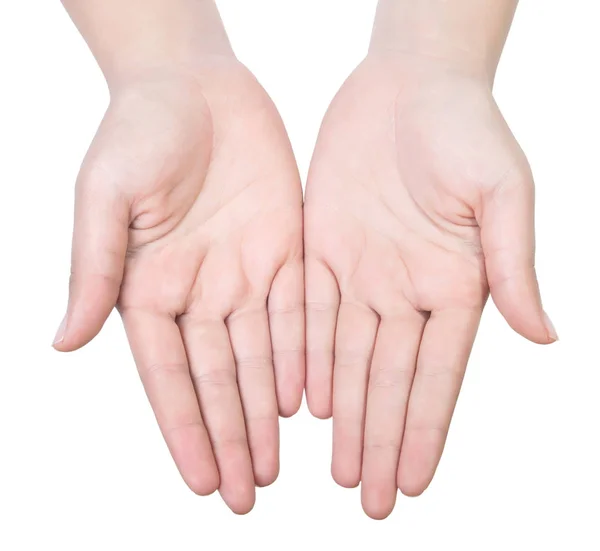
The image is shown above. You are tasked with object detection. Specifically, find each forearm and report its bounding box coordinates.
[370,0,518,82]
[61,0,233,86]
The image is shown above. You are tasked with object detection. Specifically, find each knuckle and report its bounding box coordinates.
[212,434,249,452]
[273,347,305,364]
[305,301,338,313]
[268,303,304,316]
[163,419,205,437]
[69,269,122,291]
[234,355,273,371]
[405,425,448,439]
[364,439,401,452]
[369,366,413,390]
[306,347,333,359]
[192,368,237,388]
[419,363,464,381]
[140,362,188,381]
[335,352,371,370]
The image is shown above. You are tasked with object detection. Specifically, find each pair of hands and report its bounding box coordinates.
[53,53,555,519]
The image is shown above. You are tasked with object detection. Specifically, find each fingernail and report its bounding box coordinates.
[543,311,559,342]
[53,314,67,347]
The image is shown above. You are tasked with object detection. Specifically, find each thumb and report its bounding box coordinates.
[53,164,130,352]
[477,165,557,345]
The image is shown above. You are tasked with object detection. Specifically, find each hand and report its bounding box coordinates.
[304,54,556,519]
[53,59,305,514]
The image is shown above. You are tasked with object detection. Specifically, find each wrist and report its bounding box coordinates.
[360,52,493,104]
[352,53,494,127]
[369,0,518,85]
[102,35,235,92]
[364,50,492,89]
[63,0,235,89]
[104,54,237,96]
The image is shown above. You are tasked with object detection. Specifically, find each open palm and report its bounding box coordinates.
[305,57,556,519]
[54,60,304,514]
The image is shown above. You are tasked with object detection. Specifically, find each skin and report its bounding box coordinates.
[54,0,557,521]
[54,1,304,514]
[305,0,557,520]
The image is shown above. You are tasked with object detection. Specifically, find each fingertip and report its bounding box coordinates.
[491,287,556,345]
[52,313,93,352]
[51,322,101,352]
[251,443,280,488]
[333,477,360,490]
[532,335,558,346]
[396,431,441,498]
[218,459,257,515]
[52,331,95,353]
[186,472,220,497]
[363,503,394,521]
[277,384,303,418]
[51,341,70,353]
[398,480,428,498]
[332,465,361,489]
[397,457,431,497]
[179,450,221,498]
[543,311,559,343]
[52,314,67,348]
[51,334,87,353]
[305,355,333,419]
[254,464,279,488]
[306,398,332,420]
[231,502,256,516]
[502,313,558,346]
[278,399,302,419]
[396,466,433,498]
[54,272,122,352]
[361,486,397,520]
[222,486,256,516]
[276,368,305,418]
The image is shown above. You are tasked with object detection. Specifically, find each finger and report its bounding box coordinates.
[179,313,255,515]
[305,257,340,419]
[227,305,279,487]
[268,259,305,418]
[54,164,129,351]
[332,301,379,488]
[397,307,481,497]
[120,307,219,496]
[361,312,425,520]
[478,166,557,344]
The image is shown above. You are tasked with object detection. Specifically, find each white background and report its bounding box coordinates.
[1,1,599,549]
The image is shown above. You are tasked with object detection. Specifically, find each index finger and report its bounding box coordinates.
[397,307,482,496]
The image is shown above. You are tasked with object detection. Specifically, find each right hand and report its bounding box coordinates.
[305,54,556,519]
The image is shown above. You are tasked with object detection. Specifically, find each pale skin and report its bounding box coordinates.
[54,0,305,514]
[305,0,557,519]
[54,0,556,520]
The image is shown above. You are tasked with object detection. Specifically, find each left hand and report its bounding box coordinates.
[54,59,305,514]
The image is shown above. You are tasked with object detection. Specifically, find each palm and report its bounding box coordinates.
[59,60,304,514]
[305,58,552,519]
